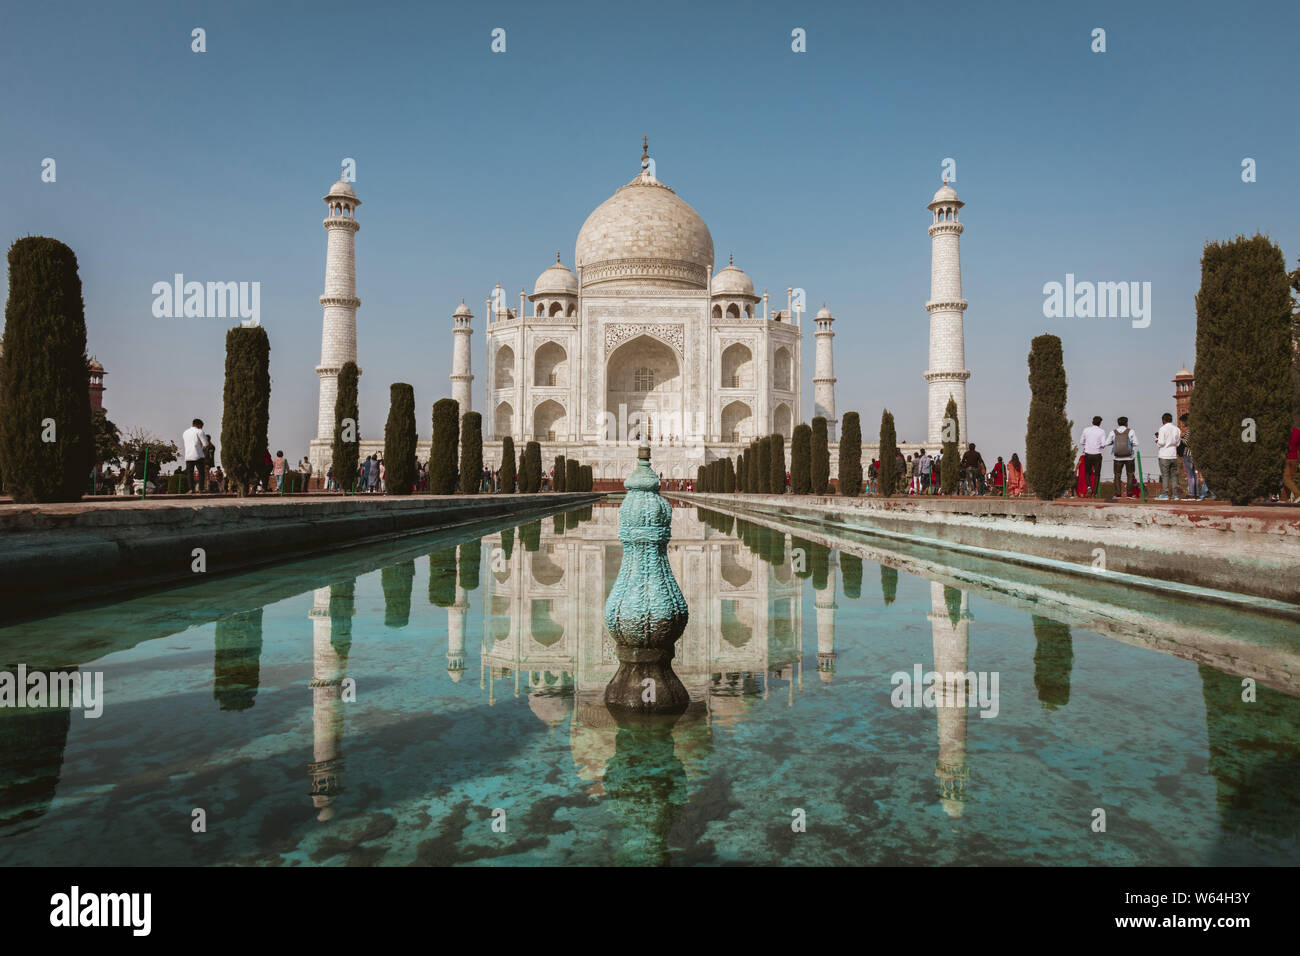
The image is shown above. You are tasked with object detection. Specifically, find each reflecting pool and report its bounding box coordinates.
[1,499,1297,866]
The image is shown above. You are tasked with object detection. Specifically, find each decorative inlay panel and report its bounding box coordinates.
[604,322,685,355]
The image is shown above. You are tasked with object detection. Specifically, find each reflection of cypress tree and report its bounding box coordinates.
[810,542,831,591]
[520,520,541,552]
[603,719,689,867]
[458,542,481,591]
[328,580,356,658]
[790,537,814,579]
[841,554,863,599]
[0,668,74,826]
[213,609,264,710]
[766,526,786,566]
[427,546,457,608]
[578,505,593,522]
[381,561,415,628]
[944,585,963,627]
[879,565,898,606]
[565,508,579,530]
[1031,615,1073,708]
[1199,664,1300,840]
[553,514,565,535]
[501,526,515,560]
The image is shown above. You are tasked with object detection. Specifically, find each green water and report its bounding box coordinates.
[1,499,1297,866]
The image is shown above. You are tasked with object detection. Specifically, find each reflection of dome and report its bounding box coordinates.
[533,255,578,295]
[711,255,754,296]
[576,148,713,290]
[528,690,571,728]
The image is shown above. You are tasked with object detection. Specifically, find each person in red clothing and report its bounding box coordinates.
[1283,425,1300,503]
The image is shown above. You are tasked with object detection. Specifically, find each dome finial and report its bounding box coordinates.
[729,252,734,267]
[556,251,561,264]
[641,134,649,170]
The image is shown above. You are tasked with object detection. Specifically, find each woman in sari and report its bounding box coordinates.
[1007,453,1026,497]
[1075,454,1089,497]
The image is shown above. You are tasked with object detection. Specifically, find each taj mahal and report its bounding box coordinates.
[308,140,973,483]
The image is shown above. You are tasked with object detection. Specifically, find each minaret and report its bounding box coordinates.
[314,171,361,470]
[812,305,837,441]
[451,301,474,420]
[924,181,970,446]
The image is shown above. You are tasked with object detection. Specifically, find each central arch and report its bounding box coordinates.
[605,334,681,442]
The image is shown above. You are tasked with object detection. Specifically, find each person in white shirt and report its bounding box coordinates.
[1078,416,1107,498]
[181,418,210,493]
[1155,412,1182,500]
[1106,416,1139,498]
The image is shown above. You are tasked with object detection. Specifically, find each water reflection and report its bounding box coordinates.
[308,581,354,822]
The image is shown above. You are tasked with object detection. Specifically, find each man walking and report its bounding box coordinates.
[1155,412,1181,500]
[917,449,932,495]
[1107,416,1138,499]
[1079,416,1107,498]
[960,443,985,495]
[182,418,210,493]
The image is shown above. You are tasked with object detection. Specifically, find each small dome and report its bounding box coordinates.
[929,182,960,206]
[533,255,578,296]
[815,304,833,320]
[88,357,104,370]
[453,301,472,318]
[712,255,754,297]
[324,177,358,203]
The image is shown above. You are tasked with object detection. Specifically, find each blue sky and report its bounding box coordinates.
[1,0,1295,462]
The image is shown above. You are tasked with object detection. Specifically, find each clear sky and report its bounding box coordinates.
[1,0,1295,464]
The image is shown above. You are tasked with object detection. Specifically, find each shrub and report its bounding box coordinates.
[332,361,359,493]
[499,436,516,493]
[383,383,417,494]
[757,437,771,494]
[565,457,579,491]
[1192,234,1293,504]
[878,409,898,497]
[791,423,812,494]
[221,325,271,497]
[460,412,483,495]
[810,416,830,494]
[430,398,460,493]
[553,455,566,492]
[940,395,961,494]
[770,432,786,494]
[838,412,862,496]
[1025,336,1074,500]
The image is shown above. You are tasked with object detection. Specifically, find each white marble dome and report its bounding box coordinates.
[325,179,357,201]
[711,257,754,297]
[533,255,578,296]
[929,182,960,205]
[576,169,714,290]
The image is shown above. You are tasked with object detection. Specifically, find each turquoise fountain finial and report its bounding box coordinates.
[603,445,690,714]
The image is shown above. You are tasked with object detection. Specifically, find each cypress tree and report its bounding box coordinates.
[524,441,542,493]
[499,436,516,493]
[756,436,771,494]
[725,456,736,493]
[736,451,746,492]
[940,395,962,494]
[0,237,94,502]
[553,455,566,492]
[838,411,863,497]
[221,325,271,497]
[332,361,359,493]
[770,432,786,493]
[1192,234,1292,504]
[791,423,812,494]
[1025,336,1074,500]
[565,457,579,492]
[878,409,898,497]
[518,448,529,492]
[383,383,417,495]
[840,553,863,599]
[460,412,483,496]
[697,464,706,492]
[811,416,830,494]
[430,398,459,493]
[580,464,592,491]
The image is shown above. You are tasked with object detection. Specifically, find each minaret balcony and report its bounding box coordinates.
[924,299,967,313]
[320,294,361,309]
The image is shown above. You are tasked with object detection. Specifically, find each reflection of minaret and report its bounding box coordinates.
[0,667,75,827]
[815,549,838,683]
[308,582,354,822]
[447,582,468,682]
[928,581,973,817]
